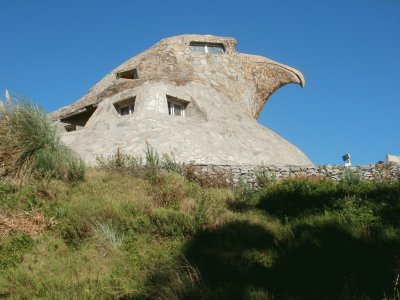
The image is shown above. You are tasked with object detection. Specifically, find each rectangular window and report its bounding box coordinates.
[114,97,136,116]
[60,105,97,131]
[65,124,76,132]
[119,105,132,116]
[116,68,138,79]
[190,45,205,53]
[189,42,225,54]
[167,95,188,117]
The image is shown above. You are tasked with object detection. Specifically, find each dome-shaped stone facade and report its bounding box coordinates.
[50,34,312,166]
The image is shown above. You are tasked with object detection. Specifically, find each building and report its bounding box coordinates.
[50,34,312,166]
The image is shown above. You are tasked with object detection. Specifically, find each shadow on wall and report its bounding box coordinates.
[141,220,397,300]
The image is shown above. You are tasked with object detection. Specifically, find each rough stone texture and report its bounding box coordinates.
[50,34,311,166]
[193,163,400,187]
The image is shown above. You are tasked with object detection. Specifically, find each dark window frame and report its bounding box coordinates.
[116,68,138,80]
[113,97,136,116]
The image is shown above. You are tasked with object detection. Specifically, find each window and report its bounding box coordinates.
[118,104,134,116]
[116,68,138,79]
[189,42,225,54]
[65,124,76,132]
[167,96,187,117]
[60,105,97,132]
[114,97,136,116]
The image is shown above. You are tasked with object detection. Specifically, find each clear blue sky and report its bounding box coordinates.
[1,0,399,165]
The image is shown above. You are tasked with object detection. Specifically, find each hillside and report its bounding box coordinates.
[1,166,399,299]
[1,98,399,299]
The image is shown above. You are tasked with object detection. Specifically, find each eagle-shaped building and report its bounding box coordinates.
[50,35,312,165]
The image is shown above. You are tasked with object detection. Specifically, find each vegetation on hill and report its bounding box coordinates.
[1,161,399,299]
[0,99,399,299]
[0,91,84,183]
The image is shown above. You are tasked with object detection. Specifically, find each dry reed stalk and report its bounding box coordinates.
[0,211,55,238]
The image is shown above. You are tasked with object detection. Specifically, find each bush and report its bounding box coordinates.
[0,183,16,195]
[95,144,182,184]
[341,167,362,185]
[148,172,190,208]
[255,167,276,188]
[151,208,196,237]
[257,178,339,220]
[59,218,92,247]
[183,163,233,188]
[333,195,381,227]
[0,92,85,182]
[0,234,33,270]
[228,179,255,211]
[96,147,143,172]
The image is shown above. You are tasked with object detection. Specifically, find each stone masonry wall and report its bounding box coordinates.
[193,163,400,187]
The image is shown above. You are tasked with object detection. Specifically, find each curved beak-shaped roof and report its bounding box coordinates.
[50,34,305,120]
[240,53,305,117]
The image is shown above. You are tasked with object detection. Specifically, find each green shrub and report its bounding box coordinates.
[228,179,255,211]
[362,181,400,227]
[0,234,33,270]
[148,257,203,300]
[257,178,339,220]
[333,195,381,227]
[0,185,41,211]
[161,152,182,173]
[255,167,276,188]
[341,167,362,185]
[194,192,211,227]
[148,172,189,208]
[96,147,143,172]
[0,183,16,195]
[96,144,184,185]
[59,219,92,247]
[0,92,85,182]
[151,208,196,237]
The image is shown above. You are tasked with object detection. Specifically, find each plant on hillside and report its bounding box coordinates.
[92,220,125,250]
[341,167,362,185]
[0,169,399,299]
[96,147,143,172]
[0,91,85,182]
[383,273,400,300]
[161,152,182,174]
[228,179,255,211]
[255,167,276,188]
[149,256,203,300]
[182,163,233,188]
[95,144,182,179]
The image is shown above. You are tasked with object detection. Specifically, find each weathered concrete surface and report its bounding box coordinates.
[386,155,400,163]
[50,34,312,166]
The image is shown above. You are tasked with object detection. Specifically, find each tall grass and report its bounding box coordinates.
[0,91,85,182]
[95,145,232,188]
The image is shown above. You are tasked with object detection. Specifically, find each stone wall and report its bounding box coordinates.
[193,163,400,187]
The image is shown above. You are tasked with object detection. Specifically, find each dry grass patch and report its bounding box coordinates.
[0,211,55,238]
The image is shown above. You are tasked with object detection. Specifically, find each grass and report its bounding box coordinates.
[0,92,85,183]
[0,166,398,299]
